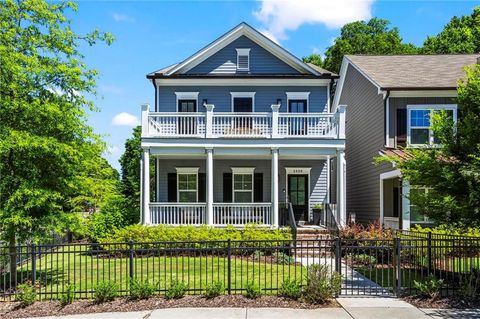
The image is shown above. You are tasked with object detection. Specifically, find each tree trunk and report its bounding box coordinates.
[8,232,17,288]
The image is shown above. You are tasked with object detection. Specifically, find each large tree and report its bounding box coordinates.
[302,54,323,67]
[0,0,113,285]
[323,18,417,73]
[378,64,480,226]
[422,7,480,54]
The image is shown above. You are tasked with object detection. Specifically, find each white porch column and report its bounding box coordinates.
[336,105,347,139]
[142,149,151,225]
[402,180,411,230]
[271,148,279,228]
[206,148,214,225]
[336,150,346,227]
[271,104,280,138]
[141,103,150,137]
[204,103,215,138]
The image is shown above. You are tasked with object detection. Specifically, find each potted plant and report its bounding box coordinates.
[311,204,323,225]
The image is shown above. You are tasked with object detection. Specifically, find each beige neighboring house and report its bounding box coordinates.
[333,54,480,230]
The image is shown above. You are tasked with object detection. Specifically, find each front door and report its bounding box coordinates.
[288,175,308,222]
[178,99,197,135]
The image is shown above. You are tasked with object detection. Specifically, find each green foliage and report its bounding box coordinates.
[349,254,377,266]
[414,276,443,299]
[82,196,128,242]
[274,252,295,265]
[279,278,301,299]
[94,281,119,303]
[323,18,417,73]
[16,283,36,307]
[302,54,323,67]
[301,265,341,304]
[411,224,480,238]
[377,65,480,226]
[204,281,224,298]
[252,250,264,260]
[165,280,188,299]
[245,281,261,299]
[460,268,480,299]
[60,283,76,306]
[129,278,157,300]
[339,222,394,240]
[422,7,480,54]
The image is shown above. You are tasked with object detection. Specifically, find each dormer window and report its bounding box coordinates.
[236,48,250,71]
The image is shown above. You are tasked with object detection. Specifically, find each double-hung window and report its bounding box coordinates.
[407,105,457,146]
[176,168,198,203]
[232,168,254,203]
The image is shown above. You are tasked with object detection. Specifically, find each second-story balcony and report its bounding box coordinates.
[141,104,346,139]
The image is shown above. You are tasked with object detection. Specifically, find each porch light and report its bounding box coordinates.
[203,99,208,106]
[276,99,282,106]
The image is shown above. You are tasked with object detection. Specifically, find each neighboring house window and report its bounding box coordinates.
[231,167,255,203]
[176,168,199,203]
[236,48,250,71]
[407,105,457,146]
[409,188,432,224]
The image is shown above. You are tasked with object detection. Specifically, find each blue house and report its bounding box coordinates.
[139,23,346,228]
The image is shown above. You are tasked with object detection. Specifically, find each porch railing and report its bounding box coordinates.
[149,203,206,225]
[213,203,272,226]
[211,112,272,137]
[277,113,337,138]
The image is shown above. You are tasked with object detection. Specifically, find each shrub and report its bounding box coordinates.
[414,276,443,299]
[301,265,341,304]
[279,278,301,299]
[165,280,188,299]
[204,281,223,298]
[349,253,377,266]
[245,281,261,299]
[460,268,480,300]
[130,278,157,300]
[339,222,394,240]
[94,281,119,303]
[275,252,295,265]
[16,283,36,307]
[60,283,76,306]
[252,250,264,260]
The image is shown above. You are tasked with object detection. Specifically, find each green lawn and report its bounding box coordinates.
[13,245,306,299]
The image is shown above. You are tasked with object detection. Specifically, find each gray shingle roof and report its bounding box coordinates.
[346,54,480,89]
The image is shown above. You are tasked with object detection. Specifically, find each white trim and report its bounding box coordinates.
[231,167,255,203]
[326,83,331,113]
[389,90,457,98]
[379,170,402,229]
[176,168,199,203]
[175,167,200,174]
[406,104,458,147]
[236,48,250,71]
[155,78,331,86]
[231,92,256,112]
[175,92,199,112]
[231,167,255,174]
[286,92,310,113]
[284,167,311,221]
[156,157,160,202]
[326,156,331,203]
[385,97,391,147]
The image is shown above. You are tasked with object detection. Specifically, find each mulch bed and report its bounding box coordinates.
[403,296,480,309]
[0,295,339,318]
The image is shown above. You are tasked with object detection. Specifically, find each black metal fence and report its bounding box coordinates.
[0,232,479,301]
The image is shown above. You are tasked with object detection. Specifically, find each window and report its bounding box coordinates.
[407,105,457,146]
[231,92,255,112]
[236,48,250,71]
[176,168,198,203]
[175,92,199,112]
[232,168,254,203]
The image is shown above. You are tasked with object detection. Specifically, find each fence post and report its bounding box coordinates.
[227,239,232,295]
[395,237,402,296]
[31,243,36,286]
[129,241,134,280]
[427,232,432,275]
[335,237,341,274]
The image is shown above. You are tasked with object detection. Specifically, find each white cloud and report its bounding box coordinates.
[112,12,135,23]
[254,0,375,41]
[107,145,121,155]
[112,112,140,127]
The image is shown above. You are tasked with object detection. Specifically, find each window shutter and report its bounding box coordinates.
[397,108,407,147]
[167,173,177,202]
[223,173,232,202]
[198,173,206,202]
[254,173,263,202]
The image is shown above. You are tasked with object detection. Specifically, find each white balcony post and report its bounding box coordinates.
[271,104,280,138]
[402,180,411,231]
[206,148,214,225]
[336,105,347,139]
[271,148,279,227]
[204,103,215,138]
[336,150,346,227]
[142,148,151,225]
[141,103,150,137]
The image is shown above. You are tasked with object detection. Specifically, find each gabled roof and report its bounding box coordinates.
[147,22,336,79]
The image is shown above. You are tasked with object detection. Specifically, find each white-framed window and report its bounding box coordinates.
[231,167,254,203]
[230,92,255,112]
[175,92,199,112]
[286,92,310,113]
[236,48,250,71]
[176,167,199,203]
[407,104,457,146]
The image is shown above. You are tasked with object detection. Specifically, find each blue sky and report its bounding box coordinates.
[69,0,480,170]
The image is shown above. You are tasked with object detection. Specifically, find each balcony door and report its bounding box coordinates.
[178,99,197,135]
[288,174,309,223]
[288,99,307,135]
[232,95,254,132]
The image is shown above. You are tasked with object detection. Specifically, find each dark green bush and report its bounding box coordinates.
[16,283,36,307]
[94,281,119,303]
[301,265,341,303]
[245,282,261,299]
[460,268,480,300]
[414,275,443,299]
[60,283,76,306]
[279,278,301,299]
[130,278,157,299]
[204,281,223,298]
[165,280,188,299]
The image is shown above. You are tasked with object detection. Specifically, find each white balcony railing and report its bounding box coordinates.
[213,203,272,226]
[141,104,346,139]
[150,203,206,225]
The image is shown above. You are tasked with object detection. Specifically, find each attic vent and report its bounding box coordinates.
[236,48,250,71]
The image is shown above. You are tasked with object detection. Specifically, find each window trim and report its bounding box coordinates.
[286,92,310,113]
[175,92,199,112]
[231,167,255,203]
[230,92,255,112]
[176,167,199,203]
[236,48,250,71]
[406,104,457,147]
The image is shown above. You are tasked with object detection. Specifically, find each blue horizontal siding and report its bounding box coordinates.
[157,86,328,113]
[186,35,300,75]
